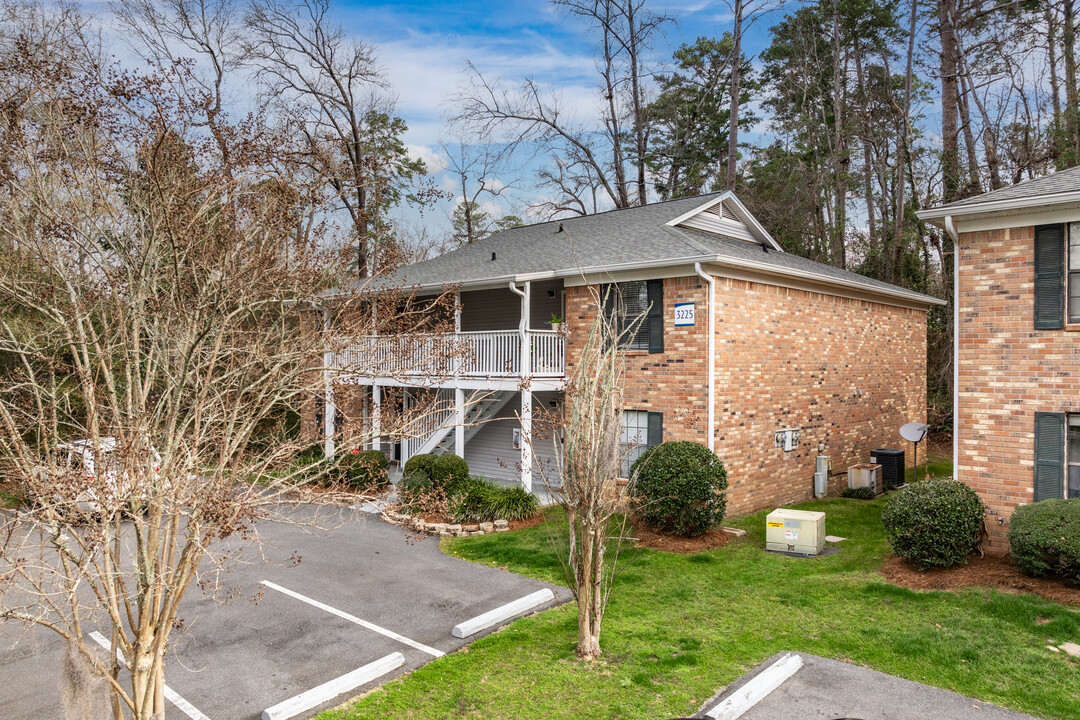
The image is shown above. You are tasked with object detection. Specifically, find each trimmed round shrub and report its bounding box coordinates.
[401,453,470,494]
[1008,499,1080,586]
[881,479,984,570]
[335,449,389,490]
[630,441,727,538]
[433,454,470,494]
[402,453,439,492]
[842,487,875,500]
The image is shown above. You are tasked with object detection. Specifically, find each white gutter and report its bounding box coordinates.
[917,189,1080,222]
[706,254,947,306]
[694,263,716,452]
[945,216,959,483]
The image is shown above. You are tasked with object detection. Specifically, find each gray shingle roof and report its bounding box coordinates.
[336,192,942,306]
[923,165,1080,213]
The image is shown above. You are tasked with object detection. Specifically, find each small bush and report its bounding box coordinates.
[402,454,439,492]
[630,441,727,538]
[1009,499,1080,586]
[402,453,470,494]
[433,454,470,495]
[842,487,875,500]
[335,449,389,491]
[881,479,984,570]
[450,476,540,523]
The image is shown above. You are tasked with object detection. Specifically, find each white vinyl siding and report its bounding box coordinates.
[461,391,562,488]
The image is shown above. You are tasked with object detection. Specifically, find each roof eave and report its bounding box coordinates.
[917,190,1080,225]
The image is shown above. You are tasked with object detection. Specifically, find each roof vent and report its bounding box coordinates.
[557,222,564,233]
[491,252,497,261]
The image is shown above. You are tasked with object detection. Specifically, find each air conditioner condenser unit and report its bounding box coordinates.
[847,463,883,495]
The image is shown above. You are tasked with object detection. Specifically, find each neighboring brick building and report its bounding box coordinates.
[322,192,941,516]
[920,168,1080,550]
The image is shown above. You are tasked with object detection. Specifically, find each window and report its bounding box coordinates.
[601,279,664,352]
[620,410,662,478]
[1071,223,1080,324]
[1068,416,1080,499]
[1033,412,1080,501]
[1034,224,1066,329]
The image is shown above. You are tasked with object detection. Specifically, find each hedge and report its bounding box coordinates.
[1008,499,1080,586]
[629,441,727,538]
[881,479,984,570]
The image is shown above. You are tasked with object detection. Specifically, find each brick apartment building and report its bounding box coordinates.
[920,167,1080,549]
[317,192,942,516]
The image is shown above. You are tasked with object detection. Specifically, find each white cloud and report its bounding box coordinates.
[406,144,448,173]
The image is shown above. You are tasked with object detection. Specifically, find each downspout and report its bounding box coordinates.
[694,263,716,452]
[945,216,959,482]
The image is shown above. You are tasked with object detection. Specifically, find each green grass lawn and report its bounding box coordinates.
[322,491,1080,720]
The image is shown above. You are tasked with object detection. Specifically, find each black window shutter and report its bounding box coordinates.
[1034,224,1065,330]
[646,279,664,353]
[647,411,663,448]
[1034,411,1065,502]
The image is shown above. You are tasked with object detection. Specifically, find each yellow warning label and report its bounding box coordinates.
[767,522,784,528]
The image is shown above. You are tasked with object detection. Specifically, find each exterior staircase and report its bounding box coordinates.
[407,391,513,458]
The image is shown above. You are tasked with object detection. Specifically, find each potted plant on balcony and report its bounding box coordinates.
[550,313,564,333]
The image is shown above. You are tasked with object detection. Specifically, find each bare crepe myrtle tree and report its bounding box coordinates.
[0,37,454,718]
[536,286,638,660]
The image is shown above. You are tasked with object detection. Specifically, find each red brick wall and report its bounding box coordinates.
[566,275,928,517]
[956,225,1074,551]
[712,278,926,515]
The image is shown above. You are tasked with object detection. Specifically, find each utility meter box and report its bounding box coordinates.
[766,509,826,556]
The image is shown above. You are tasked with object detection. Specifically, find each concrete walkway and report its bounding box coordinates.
[698,652,1037,720]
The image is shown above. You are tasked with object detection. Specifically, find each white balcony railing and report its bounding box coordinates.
[332,330,565,380]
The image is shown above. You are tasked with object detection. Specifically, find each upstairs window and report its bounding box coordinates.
[1069,223,1080,324]
[1034,224,1066,329]
[601,279,664,353]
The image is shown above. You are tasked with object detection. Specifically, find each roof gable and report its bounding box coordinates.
[665,192,784,251]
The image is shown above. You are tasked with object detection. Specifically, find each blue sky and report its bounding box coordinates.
[326,0,791,235]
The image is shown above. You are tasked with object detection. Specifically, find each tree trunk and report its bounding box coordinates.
[893,0,918,284]
[1063,0,1079,166]
[1047,5,1063,164]
[939,0,961,202]
[725,0,744,191]
[830,0,847,268]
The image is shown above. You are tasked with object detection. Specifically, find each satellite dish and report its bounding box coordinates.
[900,422,929,443]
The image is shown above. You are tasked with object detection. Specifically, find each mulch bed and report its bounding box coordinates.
[629,516,729,553]
[880,553,1080,606]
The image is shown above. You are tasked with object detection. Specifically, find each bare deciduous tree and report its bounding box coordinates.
[0,30,449,718]
[540,287,633,659]
[450,0,671,217]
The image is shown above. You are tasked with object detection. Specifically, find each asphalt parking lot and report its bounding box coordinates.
[0,507,570,720]
[696,652,1037,720]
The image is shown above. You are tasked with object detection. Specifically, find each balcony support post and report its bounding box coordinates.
[371,383,382,452]
[322,309,336,461]
[520,388,532,493]
[454,387,465,457]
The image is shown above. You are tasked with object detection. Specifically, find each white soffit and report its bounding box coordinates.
[666,192,785,251]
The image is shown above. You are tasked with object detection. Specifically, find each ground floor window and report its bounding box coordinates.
[620,410,662,478]
[1067,416,1080,498]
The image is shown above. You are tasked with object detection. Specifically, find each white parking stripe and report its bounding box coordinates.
[260,580,444,657]
[88,631,210,720]
[260,652,404,720]
[451,588,555,638]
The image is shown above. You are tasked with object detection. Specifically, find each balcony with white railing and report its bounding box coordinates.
[332,329,566,382]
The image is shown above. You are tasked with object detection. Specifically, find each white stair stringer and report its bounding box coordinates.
[412,391,514,458]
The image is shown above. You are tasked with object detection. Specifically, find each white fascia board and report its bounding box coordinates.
[951,205,1080,234]
[664,191,785,252]
[708,255,946,307]
[917,191,1080,225]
